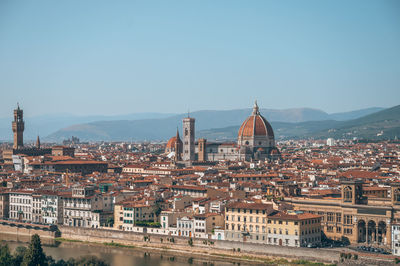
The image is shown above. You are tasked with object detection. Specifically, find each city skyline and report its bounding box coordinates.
[1,0,399,117]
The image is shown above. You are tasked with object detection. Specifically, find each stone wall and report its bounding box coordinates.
[214,239,339,263]
[59,226,340,263]
[0,224,56,239]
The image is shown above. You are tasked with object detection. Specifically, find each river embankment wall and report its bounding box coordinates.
[0,223,56,240]
[59,226,340,263]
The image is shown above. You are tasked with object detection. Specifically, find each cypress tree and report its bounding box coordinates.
[22,234,47,266]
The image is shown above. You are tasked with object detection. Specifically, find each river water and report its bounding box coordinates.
[0,233,250,266]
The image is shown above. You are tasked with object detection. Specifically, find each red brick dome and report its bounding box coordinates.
[238,102,274,139]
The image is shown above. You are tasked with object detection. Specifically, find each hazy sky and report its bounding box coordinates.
[0,0,399,117]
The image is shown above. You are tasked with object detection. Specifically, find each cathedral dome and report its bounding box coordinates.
[238,102,274,139]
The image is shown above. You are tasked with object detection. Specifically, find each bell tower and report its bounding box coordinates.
[12,104,24,149]
[174,128,182,162]
[182,115,195,161]
[341,180,365,204]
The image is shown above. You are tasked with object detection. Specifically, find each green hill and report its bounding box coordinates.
[310,105,400,140]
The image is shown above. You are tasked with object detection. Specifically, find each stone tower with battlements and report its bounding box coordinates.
[12,104,24,149]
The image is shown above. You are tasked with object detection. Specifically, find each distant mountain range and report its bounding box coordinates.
[0,112,176,142]
[0,106,394,142]
[198,105,400,141]
[36,106,388,142]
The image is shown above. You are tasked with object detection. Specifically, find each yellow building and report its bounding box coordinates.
[224,202,322,247]
[114,201,155,231]
[267,211,321,247]
[225,202,273,243]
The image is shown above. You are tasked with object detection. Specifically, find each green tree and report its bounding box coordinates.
[0,243,13,265]
[153,202,162,218]
[13,246,27,266]
[105,217,114,227]
[22,234,47,266]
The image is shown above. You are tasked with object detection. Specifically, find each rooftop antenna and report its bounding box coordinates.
[187,109,190,118]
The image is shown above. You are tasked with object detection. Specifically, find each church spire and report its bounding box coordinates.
[176,127,180,139]
[36,135,41,149]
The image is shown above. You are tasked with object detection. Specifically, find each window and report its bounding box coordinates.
[344,228,353,235]
[343,186,352,202]
[336,213,341,223]
[327,212,334,222]
[344,215,353,225]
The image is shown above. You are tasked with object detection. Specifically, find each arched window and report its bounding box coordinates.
[344,186,352,202]
[395,188,400,202]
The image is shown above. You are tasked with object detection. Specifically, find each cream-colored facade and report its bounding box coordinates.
[225,202,271,243]
[267,212,321,247]
[284,180,400,248]
[224,202,322,247]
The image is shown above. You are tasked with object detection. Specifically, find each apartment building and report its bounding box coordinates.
[41,191,63,225]
[32,194,42,223]
[0,192,9,219]
[193,213,224,238]
[224,202,273,243]
[267,211,321,247]
[9,190,33,222]
[392,223,400,255]
[62,185,106,227]
[114,201,155,231]
[177,216,194,237]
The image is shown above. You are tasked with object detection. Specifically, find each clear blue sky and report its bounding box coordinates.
[0,0,399,117]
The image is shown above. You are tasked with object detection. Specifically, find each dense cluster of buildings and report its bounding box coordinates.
[1,104,400,253]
